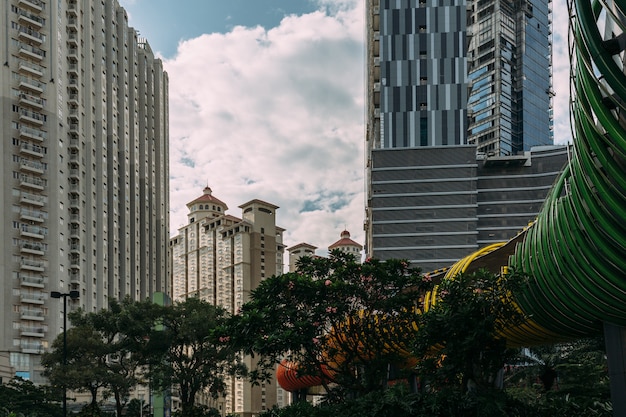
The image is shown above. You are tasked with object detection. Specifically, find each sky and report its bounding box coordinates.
[117,0,573,256]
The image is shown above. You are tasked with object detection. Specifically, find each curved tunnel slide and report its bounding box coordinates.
[277,0,626,392]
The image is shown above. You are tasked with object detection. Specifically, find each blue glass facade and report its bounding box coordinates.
[467,0,553,155]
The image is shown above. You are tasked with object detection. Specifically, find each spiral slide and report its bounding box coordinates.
[277,0,626,396]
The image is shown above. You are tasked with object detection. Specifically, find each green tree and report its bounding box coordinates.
[42,298,161,417]
[145,297,246,417]
[413,268,527,394]
[232,251,428,398]
[41,322,109,413]
[0,378,62,417]
[71,298,162,417]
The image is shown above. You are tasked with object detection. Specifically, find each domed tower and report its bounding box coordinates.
[186,186,228,224]
[328,230,363,258]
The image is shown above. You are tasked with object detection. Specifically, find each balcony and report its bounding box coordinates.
[20,341,43,354]
[18,26,44,44]
[20,225,46,240]
[70,225,80,238]
[18,0,44,12]
[20,273,45,288]
[20,208,45,223]
[20,241,45,256]
[69,211,80,223]
[18,61,43,77]
[20,292,45,304]
[19,108,45,126]
[70,271,81,284]
[68,32,78,46]
[68,1,78,16]
[20,261,44,274]
[68,62,78,76]
[68,107,79,121]
[70,255,80,268]
[68,92,79,105]
[20,308,45,321]
[67,17,78,31]
[69,122,79,133]
[20,326,45,338]
[67,49,78,63]
[20,192,45,206]
[18,76,45,94]
[19,93,44,109]
[69,181,80,193]
[20,142,44,158]
[69,137,79,149]
[68,76,79,88]
[19,175,45,191]
[70,239,80,252]
[20,158,45,174]
[18,43,45,61]
[69,196,80,208]
[69,168,80,179]
[19,126,46,142]
[17,8,44,28]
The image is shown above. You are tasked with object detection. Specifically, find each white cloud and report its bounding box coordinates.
[552,0,573,145]
[163,0,573,258]
[165,1,366,255]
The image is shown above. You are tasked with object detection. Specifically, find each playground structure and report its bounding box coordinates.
[276,0,626,413]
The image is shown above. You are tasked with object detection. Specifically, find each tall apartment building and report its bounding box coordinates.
[170,187,285,417]
[0,0,169,382]
[364,0,558,270]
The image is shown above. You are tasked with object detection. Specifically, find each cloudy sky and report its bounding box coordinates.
[118,0,572,255]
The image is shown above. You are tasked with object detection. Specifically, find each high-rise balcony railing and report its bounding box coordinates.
[20,291,45,304]
[19,125,46,142]
[20,142,45,158]
[20,224,46,239]
[20,241,45,255]
[20,158,45,174]
[20,273,45,288]
[16,7,45,27]
[20,325,45,338]
[20,258,45,271]
[17,25,44,44]
[19,92,44,109]
[20,192,45,206]
[17,42,45,61]
[20,308,45,321]
[18,0,45,13]
[19,108,45,126]
[20,341,43,354]
[20,208,45,222]
[19,174,45,191]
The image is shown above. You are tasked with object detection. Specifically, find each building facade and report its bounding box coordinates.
[369,145,568,271]
[466,0,553,155]
[365,0,557,268]
[170,187,285,416]
[0,0,169,381]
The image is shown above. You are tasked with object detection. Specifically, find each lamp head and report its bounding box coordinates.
[51,291,61,299]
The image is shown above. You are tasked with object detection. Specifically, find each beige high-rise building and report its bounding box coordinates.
[0,0,169,382]
[170,187,285,416]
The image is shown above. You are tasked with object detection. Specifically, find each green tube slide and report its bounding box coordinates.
[507,0,626,342]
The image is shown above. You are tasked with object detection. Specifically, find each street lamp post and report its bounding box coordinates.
[51,290,80,417]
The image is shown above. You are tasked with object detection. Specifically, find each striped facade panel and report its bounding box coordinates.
[379,0,467,149]
[476,145,569,244]
[370,147,479,270]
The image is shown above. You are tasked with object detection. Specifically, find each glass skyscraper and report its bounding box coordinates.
[365,0,559,268]
[466,0,553,155]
